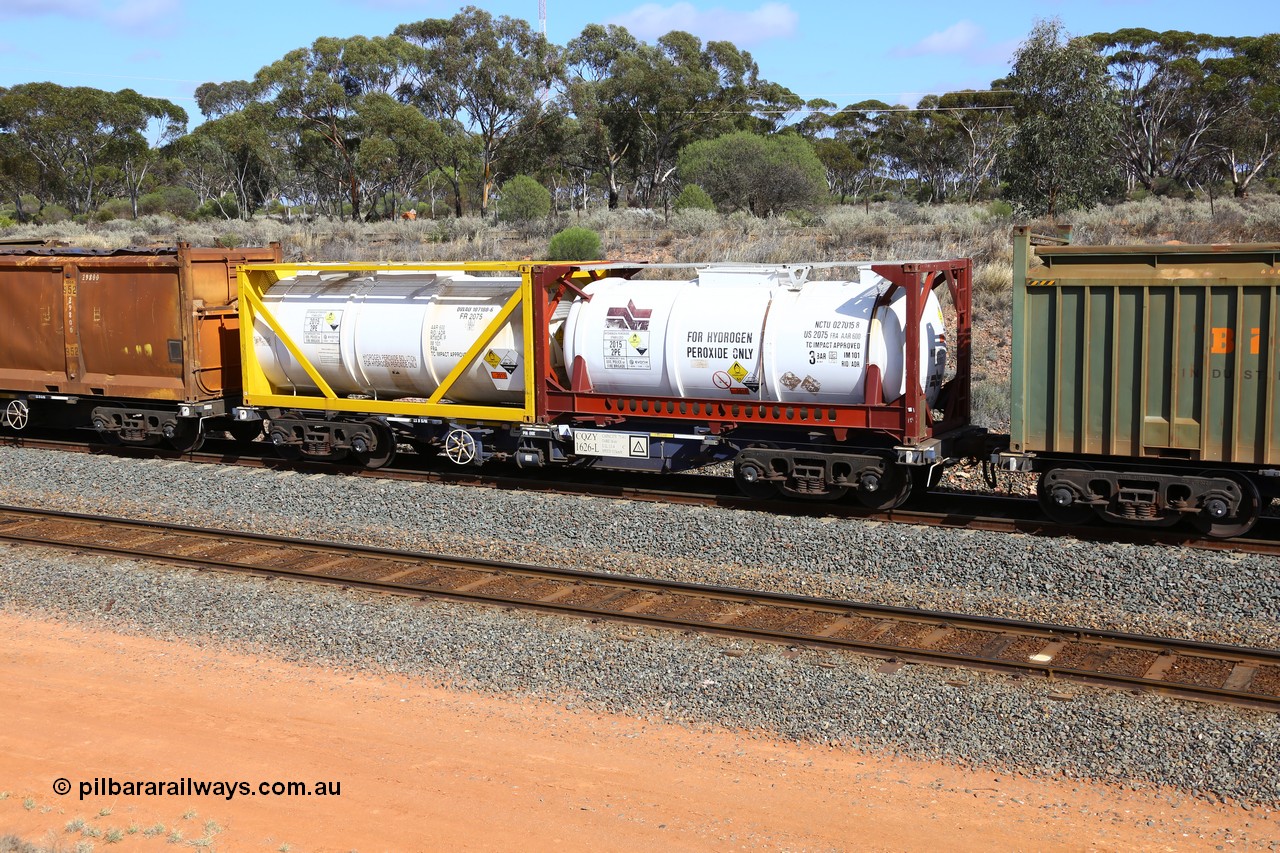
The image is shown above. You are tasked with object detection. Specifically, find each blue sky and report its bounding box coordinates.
[0,0,1275,127]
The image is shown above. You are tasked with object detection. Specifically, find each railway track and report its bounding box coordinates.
[2,503,1278,711]
[5,432,1280,557]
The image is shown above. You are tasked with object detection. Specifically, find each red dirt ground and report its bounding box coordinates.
[0,610,1271,851]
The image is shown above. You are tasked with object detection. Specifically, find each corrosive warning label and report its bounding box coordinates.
[302,310,341,345]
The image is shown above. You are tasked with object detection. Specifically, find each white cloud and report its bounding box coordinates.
[610,2,798,46]
[891,20,1017,66]
[0,0,179,34]
[0,0,92,17]
[894,21,984,56]
[106,0,180,28]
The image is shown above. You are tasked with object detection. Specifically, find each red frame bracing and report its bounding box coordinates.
[530,260,972,447]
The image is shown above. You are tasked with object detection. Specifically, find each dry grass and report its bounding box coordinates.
[4,197,1278,431]
[4,197,1277,263]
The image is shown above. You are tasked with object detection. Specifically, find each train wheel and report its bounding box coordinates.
[444,429,478,466]
[3,399,29,431]
[91,416,121,446]
[350,419,396,470]
[163,420,204,453]
[269,428,301,461]
[1036,466,1095,526]
[1192,471,1260,539]
[855,463,913,511]
[732,459,777,499]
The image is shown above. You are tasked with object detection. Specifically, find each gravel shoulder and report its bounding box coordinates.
[1,445,1279,818]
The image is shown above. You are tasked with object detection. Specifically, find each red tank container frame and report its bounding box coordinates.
[527,259,973,448]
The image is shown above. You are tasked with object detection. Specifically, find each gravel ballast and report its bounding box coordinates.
[1,445,1279,808]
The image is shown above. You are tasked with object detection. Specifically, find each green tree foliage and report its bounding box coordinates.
[1088,29,1232,192]
[1202,34,1280,197]
[138,185,198,218]
[396,7,556,217]
[1004,20,1121,217]
[197,34,415,220]
[673,184,715,211]
[677,131,826,215]
[561,24,643,210]
[547,226,602,260]
[177,104,280,220]
[0,83,186,216]
[496,174,551,224]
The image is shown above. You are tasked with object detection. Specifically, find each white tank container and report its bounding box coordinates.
[253,265,948,410]
[253,271,527,404]
[562,266,947,406]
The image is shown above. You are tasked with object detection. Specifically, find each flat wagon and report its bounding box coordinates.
[0,242,281,449]
[234,257,974,507]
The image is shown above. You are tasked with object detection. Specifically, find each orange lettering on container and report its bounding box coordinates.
[1251,327,1261,355]
[1211,327,1234,354]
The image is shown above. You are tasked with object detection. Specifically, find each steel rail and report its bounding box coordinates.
[1,503,1277,711]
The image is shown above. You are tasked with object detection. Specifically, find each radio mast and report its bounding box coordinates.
[539,0,546,36]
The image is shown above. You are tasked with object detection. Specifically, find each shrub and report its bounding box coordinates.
[196,194,239,220]
[96,198,133,222]
[669,208,720,236]
[139,186,198,219]
[496,175,551,224]
[985,200,1013,219]
[38,204,72,225]
[678,131,827,215]
[547,226,602,261]
[673,184,714,212]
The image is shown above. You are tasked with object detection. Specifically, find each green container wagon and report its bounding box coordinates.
[1000,226,1280,537]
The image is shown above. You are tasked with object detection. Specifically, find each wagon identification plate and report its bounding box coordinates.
[574,430,649,458]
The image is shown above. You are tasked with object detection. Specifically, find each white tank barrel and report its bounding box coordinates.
[562,266,947,406]
[253,271,527,405]
[253,265,948,409]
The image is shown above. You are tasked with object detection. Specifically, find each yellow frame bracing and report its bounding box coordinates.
[237,261,538,424]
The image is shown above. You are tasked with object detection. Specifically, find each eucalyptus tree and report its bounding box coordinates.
[177,103,282,219]
[0,82,186,215]
[354,92,445,217]
[934,89,1013,201]
[395,6,558,217]
[820,100,896,202]
[198,34,414,219]
[1202,34,1280,197]
[561,23,643,209]
[1004,19,1120,217]
[1089,28,1233,191]
[610,31,781,208]
[677,130,826,215]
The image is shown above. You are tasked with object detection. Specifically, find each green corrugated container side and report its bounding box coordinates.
[1011,226,1280,465]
